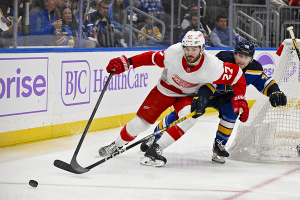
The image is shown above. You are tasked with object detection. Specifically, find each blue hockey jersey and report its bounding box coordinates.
[212,51,280,98]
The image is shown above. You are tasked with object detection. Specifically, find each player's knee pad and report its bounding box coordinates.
[177,105,198,132]
[126,115,151,137]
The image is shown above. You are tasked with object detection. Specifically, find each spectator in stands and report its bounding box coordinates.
[0,0,14,48]
[269,0,288,9]
[288,0,300,6]
[138,13,161,43]
[140,0,164,14]
[89,0,102,12]
[19,0,35,17]
[124,0,141,10]
[94,0,127,47]
[209,14,243,47]
[108,0,137,45]
[61,4,87,47]
[83,0,104,36]
[182,5,211,34]
[178,14,209,46]
[124,0,141,25]
[68,0,79,22]
[288,0,300,18]
[140,0,171,35]
[181,4,198,30]
[18,0,68,46]
[54,0,66,19]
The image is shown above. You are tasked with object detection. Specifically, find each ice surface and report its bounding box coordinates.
[0,114,299,200]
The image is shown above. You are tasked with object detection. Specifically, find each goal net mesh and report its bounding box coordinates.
[228,39,300,162]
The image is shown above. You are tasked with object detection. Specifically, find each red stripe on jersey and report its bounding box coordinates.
[213,62,246,96]
[160,80,185,94]
[165,125,185,141]
[213,62,240,85]
[153,50,165,68]
[232,75,247,96]
[131,50,165,68]
[120,125,137,142]
[181,54,205,73]
[131,51,156,68]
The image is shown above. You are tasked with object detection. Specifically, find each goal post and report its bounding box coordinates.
[228,38,300,162]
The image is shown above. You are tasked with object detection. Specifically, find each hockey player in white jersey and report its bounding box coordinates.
[140,40,287,164]
[98,31,249,167]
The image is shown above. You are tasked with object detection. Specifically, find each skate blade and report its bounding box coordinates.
[140,156,165,167]
[212,153,226,163]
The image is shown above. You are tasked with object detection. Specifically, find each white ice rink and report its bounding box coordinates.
[0,113,300,200]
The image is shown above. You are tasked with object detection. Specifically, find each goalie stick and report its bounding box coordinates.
[54,69,115,174]
[54,111,196,174]
[287,26,300,61]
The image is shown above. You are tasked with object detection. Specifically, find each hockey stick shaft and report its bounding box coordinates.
[54,111,196,173]
[73,70,115,156]
[54,70,115,173]
[86,111,196,170]
[287,26,300,62]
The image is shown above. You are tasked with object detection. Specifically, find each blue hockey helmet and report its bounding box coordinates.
[234,40,255,57]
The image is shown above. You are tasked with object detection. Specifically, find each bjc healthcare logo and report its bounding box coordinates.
[0,57,48,117]
[61,61,90,106]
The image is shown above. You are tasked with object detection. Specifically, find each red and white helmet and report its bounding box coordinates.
[182,31,205,48]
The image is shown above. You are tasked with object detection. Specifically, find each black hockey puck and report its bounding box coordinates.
[29,180,38,187]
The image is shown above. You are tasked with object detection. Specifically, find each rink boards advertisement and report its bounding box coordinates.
[0,48,280,147]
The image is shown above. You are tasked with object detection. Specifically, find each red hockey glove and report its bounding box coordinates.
[106,55,130,75]
[231,95,249,123]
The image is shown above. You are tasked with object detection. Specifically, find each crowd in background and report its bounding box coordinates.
[0,0,299,48]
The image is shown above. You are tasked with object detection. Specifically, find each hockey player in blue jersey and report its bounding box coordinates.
[140,39,287,164]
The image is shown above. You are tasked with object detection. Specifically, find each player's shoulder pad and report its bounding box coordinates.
[215,51,235,63]
[164,43,184,61]
[245,59,263,72]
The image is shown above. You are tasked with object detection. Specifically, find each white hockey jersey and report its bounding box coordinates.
[131,43,246,97]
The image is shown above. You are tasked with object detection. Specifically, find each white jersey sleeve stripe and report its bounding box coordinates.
[152,52,158,66]
[231,68,244,85]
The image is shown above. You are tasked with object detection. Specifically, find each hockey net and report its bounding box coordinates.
[228,39,300,162]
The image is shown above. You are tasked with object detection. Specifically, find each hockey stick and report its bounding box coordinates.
[54,69,115,174]
[54,111,196,174]
[287,26,300,61]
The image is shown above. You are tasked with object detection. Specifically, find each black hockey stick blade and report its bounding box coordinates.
[54,160,83,174]
[54,70,115,174]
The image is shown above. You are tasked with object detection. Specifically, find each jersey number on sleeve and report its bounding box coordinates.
[222,66,233,80]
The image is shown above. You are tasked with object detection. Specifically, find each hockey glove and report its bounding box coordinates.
[269,91,287,107]
[191,96,208,118]
[106,55,130,75]
[231,95,249,122]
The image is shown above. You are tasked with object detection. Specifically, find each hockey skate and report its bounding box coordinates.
[99,142,121,157]
[140,143,167,167]
[212,140,229,163]
[140,136,156,152]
